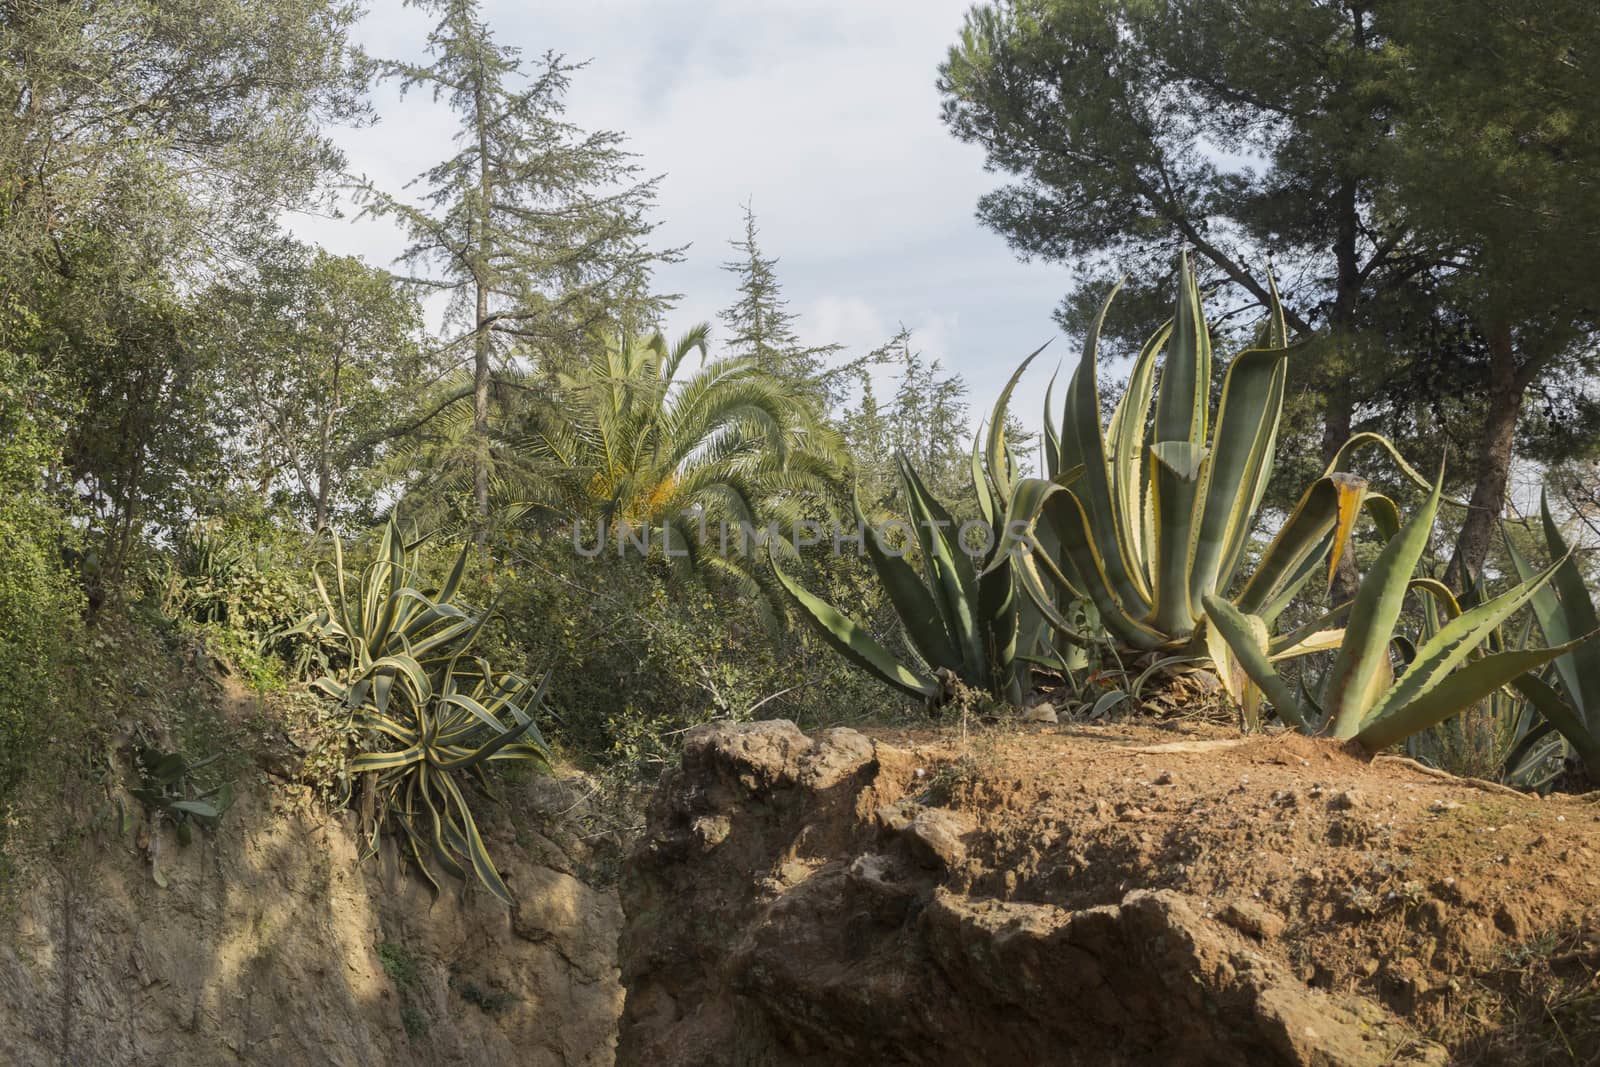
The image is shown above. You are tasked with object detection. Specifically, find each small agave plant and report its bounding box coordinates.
[773,423,1031,706]
[1202,470,1589,751]
[296,519,552,905]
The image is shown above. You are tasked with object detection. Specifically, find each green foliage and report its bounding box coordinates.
[299,520,552,905]
[488,537,897,776]
[997,256,1364,657]
[1503,494,1600,778]
[774,444,1024,706]
[1203,469,1586,751]
[202,243,430,532]
[129,745,234,846]
[508,324,846,610]
[0,344,84,806]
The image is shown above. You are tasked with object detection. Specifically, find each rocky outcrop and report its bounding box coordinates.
[0,777,623,1066]
[619,720,1449,1066]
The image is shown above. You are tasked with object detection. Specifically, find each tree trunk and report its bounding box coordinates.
[1445,320,1522,589]
[471,76,494,543]
[1324,175,1362,606]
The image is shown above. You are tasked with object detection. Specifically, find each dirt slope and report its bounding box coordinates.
[0,770,623,1066]
[620,719,1600,1066]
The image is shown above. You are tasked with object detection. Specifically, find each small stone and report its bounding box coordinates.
[1329,789,1362,811]
[691,814,732,851]
[1218,900,1286,940]
[1429,799,1462,813]
[1022,703,1058,724]
[907,807,972,869]
[1153,770,1174,786]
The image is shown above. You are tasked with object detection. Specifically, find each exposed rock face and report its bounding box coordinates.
[618,721,1448,1066]
[0,779,623,1066]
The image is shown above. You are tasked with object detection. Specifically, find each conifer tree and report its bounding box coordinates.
[719,202,839,402]
[358,0,675,532]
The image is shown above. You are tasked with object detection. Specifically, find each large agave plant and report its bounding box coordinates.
[995,255,1370,656]
[1202,470,1585,750]
[1503,493,1600,777]
[773,426,1030,706]
[297,520,552,905]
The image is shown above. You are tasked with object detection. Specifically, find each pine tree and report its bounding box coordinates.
[358,0,676,533]
[718,202,839,402]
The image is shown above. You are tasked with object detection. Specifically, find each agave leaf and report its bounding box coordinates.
[1511,671,1600,768]
[1041,488,1166,651]
[1236,474,1366,618]
[1042,366,1062,481]
[1200,594,1309,730]
[1108,320,1169,590]
[1537,492,1600,720]
[1357,641,1593,752]
[1324,467,1444,738]
[1153,251,1211,454]
[1013,552,1101,648]
[986,342,1051,507]
[771,554,939,700]
[900,457,985,681]
[1190,346,1289,612]
[854,488,960,673]
[434,773,514,905]
[351,746,425,773]
[1148,441,1209,636]
[1364,555,1567,733]
[1057,280,1149,615]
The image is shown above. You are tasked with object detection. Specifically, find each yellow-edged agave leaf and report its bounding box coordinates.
[1040,488,1168,651]
[1190,346,1289,616]
[1200,594,1309,729]
[1357,641,1592,752]
[1108,322,1168,587]
[1324,467,1444,738]
[1235,473,1366,621]
[985,342,1051,507]
[1148,440,1209,636]
[1153,250,1212,451]
[1269,629,1345,660]
[1204,613,1267,727]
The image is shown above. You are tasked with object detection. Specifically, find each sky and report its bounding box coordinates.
[285,0,1076,430]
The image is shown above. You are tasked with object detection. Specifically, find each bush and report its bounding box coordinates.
[487,529,908,778]
[0,347,85,805]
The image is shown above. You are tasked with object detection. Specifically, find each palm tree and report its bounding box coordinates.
[510,323,847,595]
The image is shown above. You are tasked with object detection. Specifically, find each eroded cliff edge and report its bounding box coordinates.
[620,720,1600,1066]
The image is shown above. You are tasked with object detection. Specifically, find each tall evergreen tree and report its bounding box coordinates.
[358,0,676,533]
[719,202,840,402]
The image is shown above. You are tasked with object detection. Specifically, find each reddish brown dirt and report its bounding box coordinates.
[621,717,1600,1066]
[885,719,1600,1058]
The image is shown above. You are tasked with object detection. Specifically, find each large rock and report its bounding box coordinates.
[618,720,1447,1067]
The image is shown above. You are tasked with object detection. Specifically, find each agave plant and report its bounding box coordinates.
[1503,493,1600,778]
[773,419,1031,706]
[1399,577,1555,786]
[298,519,552,904]
[994,254,1372,657]
[1202,470,1585,750]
